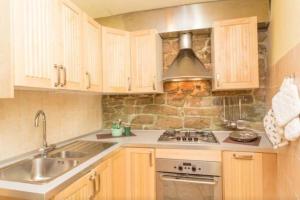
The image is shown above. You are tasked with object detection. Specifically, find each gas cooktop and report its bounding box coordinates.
[158,129,219,144]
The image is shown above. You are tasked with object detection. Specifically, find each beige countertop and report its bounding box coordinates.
[0,129,276,200]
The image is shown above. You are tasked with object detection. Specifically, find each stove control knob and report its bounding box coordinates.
[192,167,196,172]
[178,166,183,171]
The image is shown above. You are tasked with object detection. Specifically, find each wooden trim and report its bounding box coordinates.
[156,149,222,162]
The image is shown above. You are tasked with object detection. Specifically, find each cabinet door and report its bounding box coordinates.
[102,26,130,93]
[223,151,263,200]
[82,14,102,92]
[12,0,58,89]
[213,17,259,90]
[53,171,93,200]
[94,159,112,200]
[57,0,83,90]
[126,148,155,200]
[130,30,163,93]
[111,149,128,200]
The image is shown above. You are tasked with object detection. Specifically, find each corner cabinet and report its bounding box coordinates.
[212,16,259,91]
[126,148,156,200]
[223,151,277,200]
[102,26,131,93]
[130,30,163,93]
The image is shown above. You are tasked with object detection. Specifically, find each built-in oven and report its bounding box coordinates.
[156,158,222,200]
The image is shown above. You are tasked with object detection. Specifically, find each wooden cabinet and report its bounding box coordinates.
[82,14,102,92]
[0,0,14,98]
[12,0,57,89]
[102,26,131,93]
[94,159,112,200]
[130,30,163,93]
[111,149,128,200]
[126,148,155,200]
[53,170,93,200]
[212,16,259,90]
[223,151,277,200]
[56,0,83,91]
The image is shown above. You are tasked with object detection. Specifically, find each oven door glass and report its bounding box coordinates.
[157,173,221,200]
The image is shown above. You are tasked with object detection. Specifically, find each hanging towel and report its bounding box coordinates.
[263,109,287,148]
[272,77,300,127]
[284,118,300,141]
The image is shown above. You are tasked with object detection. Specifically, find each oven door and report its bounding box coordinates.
[156,172,222,200]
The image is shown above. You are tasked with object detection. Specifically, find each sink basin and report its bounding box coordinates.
[49,151,86,159]
[0,158,78,183]
[0,141,116,184]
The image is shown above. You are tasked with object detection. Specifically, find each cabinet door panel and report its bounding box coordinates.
[94,159,112,200]
[53,171,93,200]
[57,0,82,90]
[223,151,263,200]
[126,148,155,200]
[111,149,128,200]
[213,17,259,90]
[83,15,102,92]
[102,26,130,93]
[131,30,157,93]
[12,0,56,89]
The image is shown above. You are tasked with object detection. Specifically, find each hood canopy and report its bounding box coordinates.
[163,32,212,82]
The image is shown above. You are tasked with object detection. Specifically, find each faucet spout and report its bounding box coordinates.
[34,110,48,149]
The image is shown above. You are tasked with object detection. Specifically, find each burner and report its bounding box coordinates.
[158,129,219,144]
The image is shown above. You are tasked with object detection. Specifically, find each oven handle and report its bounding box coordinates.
[160,174,218,185]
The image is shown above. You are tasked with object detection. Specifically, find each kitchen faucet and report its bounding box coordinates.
[34,110,55,156]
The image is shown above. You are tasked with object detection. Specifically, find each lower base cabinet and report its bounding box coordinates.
[223,151,277,200]
[126,148,156,200]
[53,170,94,200]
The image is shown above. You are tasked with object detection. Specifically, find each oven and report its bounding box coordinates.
[156,158,222,200]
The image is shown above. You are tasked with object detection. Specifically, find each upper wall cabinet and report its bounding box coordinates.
[56,0,83,91]
[101,27,163,94]
[212,16,259,91]
[102,26,131,93]
[82,14,102,92]
[12,0,57,89]
[130,30,163,93]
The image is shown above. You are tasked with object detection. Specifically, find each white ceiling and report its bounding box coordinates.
[71,0,220,18]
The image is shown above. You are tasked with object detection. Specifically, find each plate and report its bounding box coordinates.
[229,131,258,142]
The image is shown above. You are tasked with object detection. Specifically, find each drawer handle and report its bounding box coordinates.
[128,77,132,91]
[216,73,220,87]
[149,152,153,167]
[59,65,66,87]
[233,154,253,160]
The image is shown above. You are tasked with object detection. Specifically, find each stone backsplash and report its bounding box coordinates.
[102,30,268,130]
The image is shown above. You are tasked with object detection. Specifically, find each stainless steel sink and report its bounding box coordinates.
[0,140,116,184]
[49,151,86,159]
[0,158,78,183]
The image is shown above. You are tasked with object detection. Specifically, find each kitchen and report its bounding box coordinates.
[0,0,299,199]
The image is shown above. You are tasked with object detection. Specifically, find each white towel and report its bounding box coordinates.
[272,78,300,127]
[263,109,287,148]
[285,118,300,141]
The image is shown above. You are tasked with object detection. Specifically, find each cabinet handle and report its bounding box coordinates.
[216,73,220,87]
[152,77,156,91]
[128,77,131,91]
[233,154,253,160]
[89,172,97,199]
[53,64,60,87]
[149,152,153,167]
[97,174,101,192]
[59,66,66,87]
[86,72,91,89]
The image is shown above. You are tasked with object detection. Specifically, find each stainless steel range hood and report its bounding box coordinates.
[163,32,212,82]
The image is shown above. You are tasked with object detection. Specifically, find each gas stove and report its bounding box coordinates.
[158,129,219,144]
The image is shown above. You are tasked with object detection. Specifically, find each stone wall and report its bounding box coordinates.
[102,30,268,130]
